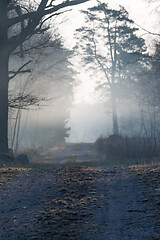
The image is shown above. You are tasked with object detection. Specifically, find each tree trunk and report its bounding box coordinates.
[0,52,9,153]
[111,91,119,135]
[0,1,10,153]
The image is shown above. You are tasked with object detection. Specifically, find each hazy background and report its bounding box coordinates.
[8,0,160,149]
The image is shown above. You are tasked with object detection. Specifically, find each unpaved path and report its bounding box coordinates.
[40,143,94,165]
[0,165,159,240]
[83,168,157,240]
[0,169,57,239]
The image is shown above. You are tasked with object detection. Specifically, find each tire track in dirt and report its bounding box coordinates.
[0,157,159,239]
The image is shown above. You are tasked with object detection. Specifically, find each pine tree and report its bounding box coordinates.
[75,2,147,135]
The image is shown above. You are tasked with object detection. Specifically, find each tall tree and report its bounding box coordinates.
[0,0,89,153]
[136,42,160,138]
[75,2,147,135]
[16,47,75,149]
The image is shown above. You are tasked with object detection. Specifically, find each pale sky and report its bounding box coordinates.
[59,0,160,142]
[17,0,160,145]
[58,0,159,48]
[57,0,160,104]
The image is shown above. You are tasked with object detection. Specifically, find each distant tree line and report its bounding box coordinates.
[74,1,160,159]
[0,0,89,154]
[75,1,160,139]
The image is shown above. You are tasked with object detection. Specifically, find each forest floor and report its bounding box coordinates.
[0,143,160,240]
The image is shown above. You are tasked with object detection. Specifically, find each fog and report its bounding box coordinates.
[1,2,160,239]
[7,0,160,152]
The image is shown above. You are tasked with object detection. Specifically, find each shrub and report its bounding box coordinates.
[95,135,160,160]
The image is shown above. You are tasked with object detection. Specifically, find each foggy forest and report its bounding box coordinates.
[0,0,160,239]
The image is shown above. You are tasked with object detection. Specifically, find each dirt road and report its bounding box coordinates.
[0,144,159,239]
[39,143,95,165]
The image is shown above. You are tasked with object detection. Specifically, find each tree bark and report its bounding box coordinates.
[0,51,9,153]
[111,91,119,135]
[0,1,9,153]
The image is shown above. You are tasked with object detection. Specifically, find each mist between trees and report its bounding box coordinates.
[73,1,160,159]
[0,0,160,160]
[0,0,89,154]
[9,45,74,152]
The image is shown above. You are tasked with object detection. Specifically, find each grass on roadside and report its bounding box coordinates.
[0,167,26,187]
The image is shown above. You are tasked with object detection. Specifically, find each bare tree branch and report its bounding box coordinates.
[8,0,90,54]
[135,23,160,37]
[8,0,90,27]
[9,60,32,80]
[92,32,111,84]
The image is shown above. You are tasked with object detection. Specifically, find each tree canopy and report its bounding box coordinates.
[0,0,90,153]
[74,2,148,135]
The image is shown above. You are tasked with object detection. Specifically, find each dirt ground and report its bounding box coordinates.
[0,144,160,239]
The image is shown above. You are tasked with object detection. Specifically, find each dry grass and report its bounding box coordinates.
[95,136,160,160]
[0,167,25,187]
[130,162,160,239]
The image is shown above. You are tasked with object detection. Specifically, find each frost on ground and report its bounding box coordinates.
[0,163,159,240]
